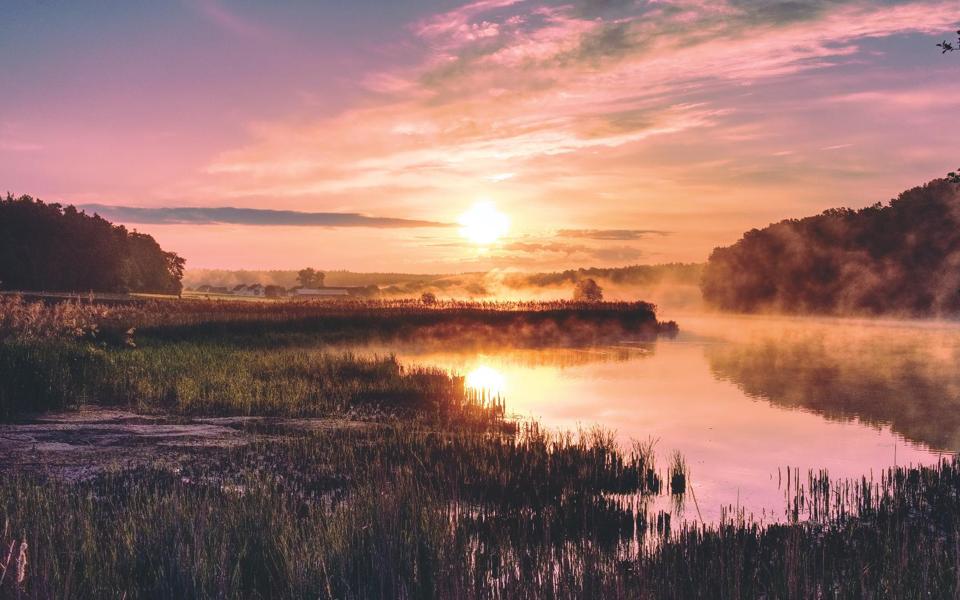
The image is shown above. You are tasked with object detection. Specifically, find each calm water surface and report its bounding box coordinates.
[394,314,960,523]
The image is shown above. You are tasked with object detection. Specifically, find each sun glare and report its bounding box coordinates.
[464,365,506,397]
[459,201,509,244]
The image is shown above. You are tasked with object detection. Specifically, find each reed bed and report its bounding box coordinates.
[0,295,678,347]
[1,427,958,598]
[0,424,665,599]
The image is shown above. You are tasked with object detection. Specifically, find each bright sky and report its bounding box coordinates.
[2,0,958,271]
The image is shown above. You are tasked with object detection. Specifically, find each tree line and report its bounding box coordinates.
[701,179,960,316]
[0,194,185,294]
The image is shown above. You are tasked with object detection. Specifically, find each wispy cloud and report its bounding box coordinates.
[500,240,646,262]
[79,204,451,228]
[186,0,267,38]
[197,0,957,206]
[557,229,670,240]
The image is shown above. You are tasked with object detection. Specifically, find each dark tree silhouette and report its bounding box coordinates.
[297,268,325,288]
[573,278,604,302]
[701,179,960,316]
[0,194,184,294]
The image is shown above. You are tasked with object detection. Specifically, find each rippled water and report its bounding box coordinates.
[393,313,958,522]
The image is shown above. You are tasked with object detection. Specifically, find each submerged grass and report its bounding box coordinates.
[1,426,958,598]
[0,425,666,599]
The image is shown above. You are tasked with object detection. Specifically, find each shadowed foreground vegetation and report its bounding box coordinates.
[1,425,958,598]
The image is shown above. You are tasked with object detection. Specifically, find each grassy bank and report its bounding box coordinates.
[0,339,503,422]
[0,295,676,421]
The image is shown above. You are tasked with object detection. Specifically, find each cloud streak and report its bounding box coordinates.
[557,229,671,240]
[79,205,451,228]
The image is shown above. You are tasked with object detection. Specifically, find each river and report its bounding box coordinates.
[394,313,958,522]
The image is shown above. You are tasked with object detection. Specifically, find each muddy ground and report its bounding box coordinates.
[0,408,365,480]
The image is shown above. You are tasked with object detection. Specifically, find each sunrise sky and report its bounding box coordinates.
[2,0,958,272]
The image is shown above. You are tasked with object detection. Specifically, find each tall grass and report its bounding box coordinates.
[1,427,958,598]
[0,425,666,599]
[0,339,504,422]
[0,295,109,341]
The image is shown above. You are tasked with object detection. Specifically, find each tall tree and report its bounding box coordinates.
[701,179,960,316]
[573,279,604,302]
[297,268,325,288]
[0,194,185,294]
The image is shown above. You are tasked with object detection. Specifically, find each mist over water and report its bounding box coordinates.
[391,312,955,523]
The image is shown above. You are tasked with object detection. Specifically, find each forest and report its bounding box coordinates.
[0,194,185,294]
[701,179,960,316]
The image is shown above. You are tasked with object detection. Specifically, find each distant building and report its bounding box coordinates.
[234,284,265,297]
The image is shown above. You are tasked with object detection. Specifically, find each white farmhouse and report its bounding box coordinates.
[234,284,265,297]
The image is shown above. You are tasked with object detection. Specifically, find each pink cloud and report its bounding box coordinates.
[413,0,523,45]
[174,0,960,268]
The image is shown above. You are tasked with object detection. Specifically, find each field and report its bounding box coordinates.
[0,296,958,598]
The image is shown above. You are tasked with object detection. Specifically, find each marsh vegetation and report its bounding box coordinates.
[1,429,958,598]
[1,298,959,597]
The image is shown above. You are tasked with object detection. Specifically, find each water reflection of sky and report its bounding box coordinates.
[393,314,956,523]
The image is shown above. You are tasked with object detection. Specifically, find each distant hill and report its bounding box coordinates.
[0,194,185,294]
[701,179,960,316]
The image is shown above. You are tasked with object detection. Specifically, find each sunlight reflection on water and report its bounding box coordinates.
[464,364,506,398]
[391,313,956,523]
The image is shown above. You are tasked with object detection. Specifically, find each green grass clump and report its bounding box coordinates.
[0,339,491,422]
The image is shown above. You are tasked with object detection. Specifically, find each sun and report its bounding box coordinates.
[459,201,509,244]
